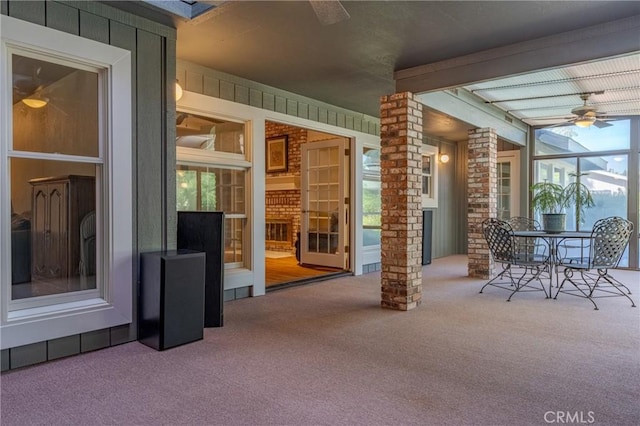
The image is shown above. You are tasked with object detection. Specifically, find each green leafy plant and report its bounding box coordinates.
[530,180,565,214]
[530,172,595,224]
[562,172,595,225]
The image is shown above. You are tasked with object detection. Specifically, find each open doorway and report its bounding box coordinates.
[265,121,350,288]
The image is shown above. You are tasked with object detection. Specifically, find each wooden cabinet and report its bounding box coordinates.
[29,175,95,280]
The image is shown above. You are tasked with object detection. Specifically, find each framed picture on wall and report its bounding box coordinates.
[266,135,288,173]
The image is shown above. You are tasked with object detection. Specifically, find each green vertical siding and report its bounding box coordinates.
[7,0,45,25]
[177,59,380,136]
[3,0,176,370]
[79,10,109,43]
[136,29,165,252]
[46,2,79,35]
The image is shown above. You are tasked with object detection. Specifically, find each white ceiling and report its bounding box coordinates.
[463,53,640,127]
[110,1,640,134]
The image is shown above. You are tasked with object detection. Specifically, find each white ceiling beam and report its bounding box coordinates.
[418,90,528,146]
[395,16,640,94]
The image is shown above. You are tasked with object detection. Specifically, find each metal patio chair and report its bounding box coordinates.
[555,216,635,310]
[507,216,548,259]
[480,218,550,301]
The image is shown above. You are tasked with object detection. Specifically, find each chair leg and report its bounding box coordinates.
[479,264,513,294]
[555,272,599,310]
[506,265,548,302]
[596,271,637,308]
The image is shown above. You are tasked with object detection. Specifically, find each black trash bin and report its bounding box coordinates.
[422,210,433,265]
[178,211,225,327]
[139,250,205,351]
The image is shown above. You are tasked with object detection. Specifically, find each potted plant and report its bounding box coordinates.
[530,172,595,233]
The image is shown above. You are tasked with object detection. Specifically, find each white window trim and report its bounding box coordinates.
[498,150,521,218]
[422,144,439,208]
[1,15,132,349]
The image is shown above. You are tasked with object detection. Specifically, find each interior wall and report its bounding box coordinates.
[265,122,304,252]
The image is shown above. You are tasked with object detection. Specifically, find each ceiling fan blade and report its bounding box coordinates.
[308,0,350,26]
[546,121,574,128]
[592,120,613,129]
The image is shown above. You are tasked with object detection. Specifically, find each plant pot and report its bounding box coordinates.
[542,213,566,233]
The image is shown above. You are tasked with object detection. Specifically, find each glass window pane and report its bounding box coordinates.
[363,148,380,172]
[10,158,97,300]
[535,120,630,155]
[12,54,99,157]
[176,166,245,214]
[176,113,245,155]
[363,177,381,247]
[176,170,198,210]
[580,155,628,232]
[532,158,578,229]
[224,218,245,264]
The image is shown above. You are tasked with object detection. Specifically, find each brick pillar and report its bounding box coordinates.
[467,128,498,278]
[380,92,423,311]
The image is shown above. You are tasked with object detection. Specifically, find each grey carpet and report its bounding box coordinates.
[1,255,639,426]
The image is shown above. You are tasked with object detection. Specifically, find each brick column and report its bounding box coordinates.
[467,128,498,278]
[380,92,423,311]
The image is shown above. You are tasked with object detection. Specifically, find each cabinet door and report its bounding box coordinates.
[31,182,69,279]
[31,186,49,277]
[47,183,68,278]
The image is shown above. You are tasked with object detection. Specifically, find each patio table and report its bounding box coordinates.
[512,230,592,298]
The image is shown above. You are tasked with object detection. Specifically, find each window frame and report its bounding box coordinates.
[0,15,132,349]
[531,119,638,269]
[176,109,251,271]
[422,144,439,208]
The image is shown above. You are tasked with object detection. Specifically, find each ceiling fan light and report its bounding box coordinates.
[574,116,596,128]
[22,95,48,109]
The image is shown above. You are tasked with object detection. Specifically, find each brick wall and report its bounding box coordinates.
[265,122,304,176]
[265,191,300,252]
[467,128,498,279]
[379,92,423,311]
[265,122,305,251]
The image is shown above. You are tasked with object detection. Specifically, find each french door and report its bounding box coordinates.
[300,139,347,268]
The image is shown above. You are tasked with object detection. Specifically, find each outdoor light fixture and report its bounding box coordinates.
[439,153,450,163]
[22,94,48,109]
[175,80,183,101]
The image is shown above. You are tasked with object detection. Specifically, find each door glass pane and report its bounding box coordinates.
[12,55,99,157]
[10,158,97,300]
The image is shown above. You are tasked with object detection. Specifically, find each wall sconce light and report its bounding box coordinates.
[439,153,450,164]
[175,80,183,101]
[22,94,49,109]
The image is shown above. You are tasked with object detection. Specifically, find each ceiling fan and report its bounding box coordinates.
[13,66,48,108]
[552,93,612,129]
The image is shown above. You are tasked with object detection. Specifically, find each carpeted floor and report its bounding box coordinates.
[1,255,639,425]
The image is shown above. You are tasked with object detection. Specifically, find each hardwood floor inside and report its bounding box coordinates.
[265,255,344,288]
